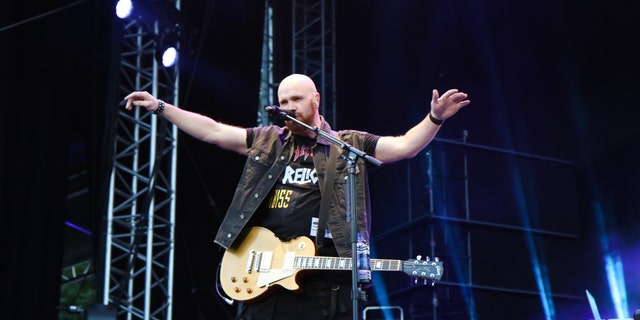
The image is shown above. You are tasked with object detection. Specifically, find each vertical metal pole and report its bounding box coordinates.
[463,130,471,286]
[426,148,438,320]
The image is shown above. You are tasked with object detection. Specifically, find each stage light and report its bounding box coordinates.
[160,46,178,67]
[115,0,133,19]
[155,29,180,68]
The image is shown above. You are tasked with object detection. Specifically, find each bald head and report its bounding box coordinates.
[277,74,322,136]
[278,74,318,97]
[277,73,320,109]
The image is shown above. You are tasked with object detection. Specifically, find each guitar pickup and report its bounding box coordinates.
[282,252,295,272]
[246,250,256,273]
[257,251,273,272]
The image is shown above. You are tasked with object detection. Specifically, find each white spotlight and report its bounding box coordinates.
[115,0,133,19]
[161,47,178,68]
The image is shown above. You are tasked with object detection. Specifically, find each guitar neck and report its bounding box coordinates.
[293,256,402,272]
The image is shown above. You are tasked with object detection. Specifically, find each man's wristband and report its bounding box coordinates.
[428,112,444,125]
[154,99,165,115]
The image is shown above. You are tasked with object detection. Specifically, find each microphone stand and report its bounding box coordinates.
[268,107,383,320]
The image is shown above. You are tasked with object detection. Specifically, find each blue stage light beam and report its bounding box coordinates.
[592,200,631,319]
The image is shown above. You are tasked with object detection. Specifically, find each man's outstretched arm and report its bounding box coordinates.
[124,91,248,155]
[375,88,470,163]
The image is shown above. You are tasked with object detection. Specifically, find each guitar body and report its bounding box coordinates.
[219,227,316,302]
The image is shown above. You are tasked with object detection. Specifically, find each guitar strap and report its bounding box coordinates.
[316,143,341,251]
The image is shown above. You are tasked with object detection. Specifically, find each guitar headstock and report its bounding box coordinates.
[402,256,443,285]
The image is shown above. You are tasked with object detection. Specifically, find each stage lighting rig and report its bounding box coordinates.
[155,23,180,67]
[115,0,186,67]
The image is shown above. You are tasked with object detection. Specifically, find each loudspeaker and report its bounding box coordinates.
[86,303,116,320]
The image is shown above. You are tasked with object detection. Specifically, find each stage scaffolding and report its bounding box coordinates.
[258,0,337,128]
[102,3,179,319]
[292,0,337,128]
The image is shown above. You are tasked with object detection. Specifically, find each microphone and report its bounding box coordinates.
[264,105,295,119]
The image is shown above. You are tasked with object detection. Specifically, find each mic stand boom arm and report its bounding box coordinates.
[280,113,383,320]
[276,112,383,167]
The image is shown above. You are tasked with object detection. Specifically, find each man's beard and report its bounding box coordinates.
[285,116,317,136]
[285,120,307,135]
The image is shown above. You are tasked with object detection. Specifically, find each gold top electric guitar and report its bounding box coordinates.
[219,226,444,303]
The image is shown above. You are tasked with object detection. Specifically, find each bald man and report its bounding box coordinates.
[124,73,469,320]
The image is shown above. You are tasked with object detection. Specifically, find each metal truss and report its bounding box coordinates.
[258,0,276,127]
[103,9,179,320]
[292,0,337,127]
[257,0,337,127]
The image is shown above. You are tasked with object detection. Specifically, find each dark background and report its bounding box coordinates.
[2,0,639,319]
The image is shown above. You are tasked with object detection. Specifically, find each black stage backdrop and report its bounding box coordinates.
[1,0,114,319]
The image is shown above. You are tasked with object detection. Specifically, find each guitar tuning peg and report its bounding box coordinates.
[416,255,422,260]
[431,280,435,287]
[423,279,428,285]
[425,256,430,262]
[435,257,440,262]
